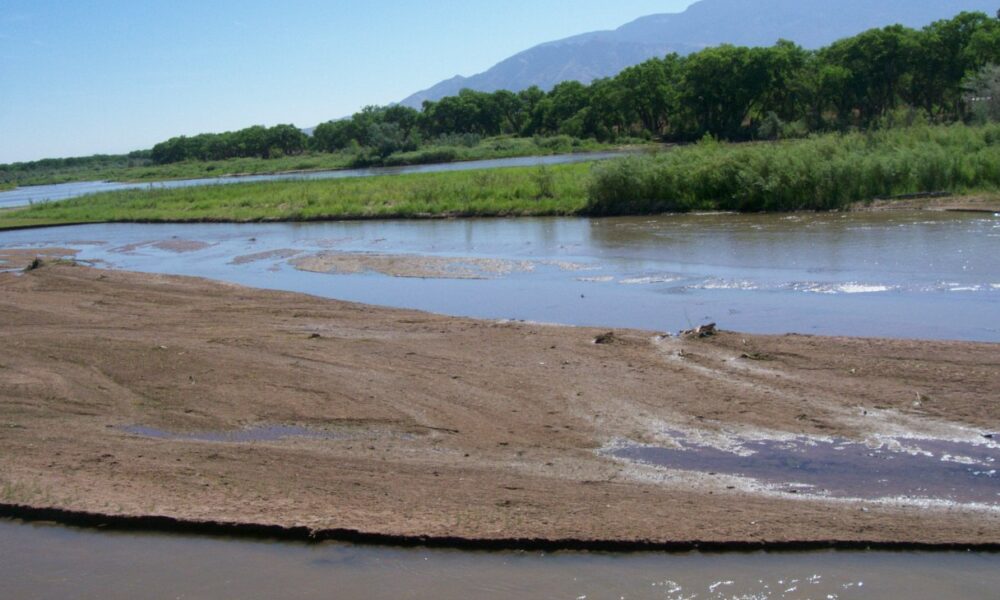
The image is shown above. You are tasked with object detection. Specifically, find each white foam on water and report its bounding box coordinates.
[696,278,759,291]
[618,275,683,285]
[798,282,894,294]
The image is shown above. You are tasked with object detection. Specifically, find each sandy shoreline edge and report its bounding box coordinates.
[4,504,999,552]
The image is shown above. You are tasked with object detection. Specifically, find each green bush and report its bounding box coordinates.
[381,148,458,167]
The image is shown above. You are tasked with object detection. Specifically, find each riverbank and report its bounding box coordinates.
[1,137,636,189]
[1,256,997,548]
[1,171,998,234]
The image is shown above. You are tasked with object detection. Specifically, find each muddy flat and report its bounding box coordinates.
[291,252,534,279]
[0,256,998,547]
[854,194,1000,213]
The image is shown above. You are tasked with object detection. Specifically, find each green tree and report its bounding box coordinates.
[680,44,772,138]
[615,56,680,136]
[819,25,920,125]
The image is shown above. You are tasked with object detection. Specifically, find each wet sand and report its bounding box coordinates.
[0,255,998,548]
[291,252,534,279]
[0,247,78,268]
[854,194,1000,213]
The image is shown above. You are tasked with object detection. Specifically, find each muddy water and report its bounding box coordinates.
[0,151,625,209]
[1,520,997,600]
[2,211,998,341]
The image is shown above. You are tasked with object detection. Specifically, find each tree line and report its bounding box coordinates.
[147,10,1000,164]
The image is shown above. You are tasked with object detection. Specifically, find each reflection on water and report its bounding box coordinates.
[1,520,998,600]
[0,151,625,209]
[2,211,997,341]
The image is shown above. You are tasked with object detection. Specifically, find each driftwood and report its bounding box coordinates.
[592,331,617,344]
[681,322,717,338]
[874,191,951,201]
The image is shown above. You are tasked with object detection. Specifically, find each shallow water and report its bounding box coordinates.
[0,151,624,209]
[3,211,998,341]
[1,520,997,600]
[612,433,999,506]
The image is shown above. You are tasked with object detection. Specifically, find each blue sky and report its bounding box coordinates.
[0,1,696,163]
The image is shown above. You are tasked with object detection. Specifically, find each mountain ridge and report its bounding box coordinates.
[400,0,998,108]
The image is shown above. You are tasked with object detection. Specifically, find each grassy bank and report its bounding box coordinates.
[586,124,1000,214]
[3,125,998,231]
[1,136,626,188]
[0,164,590,229]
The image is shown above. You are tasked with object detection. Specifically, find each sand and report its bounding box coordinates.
[0,254,997,548]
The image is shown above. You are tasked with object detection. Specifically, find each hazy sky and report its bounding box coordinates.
[0,1,697,163]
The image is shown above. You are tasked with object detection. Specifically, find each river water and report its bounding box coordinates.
[0,151,625,209]
[2,211,998,341]
[1,520,998,600]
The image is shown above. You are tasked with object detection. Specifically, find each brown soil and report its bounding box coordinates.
[230,249,301,265]
[115,239,213,253]
[0,256,998,547]
[853,194,1000,213]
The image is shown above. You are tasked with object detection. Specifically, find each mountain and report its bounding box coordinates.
[400,0,998,108]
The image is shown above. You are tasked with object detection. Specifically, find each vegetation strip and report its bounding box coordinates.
[0,135,621,188]
[2,124,999,230]
[3,505,999,553]
[0,162,591,229]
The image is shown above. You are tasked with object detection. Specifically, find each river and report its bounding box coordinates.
[2,211,998,341]
[1,520,998,599]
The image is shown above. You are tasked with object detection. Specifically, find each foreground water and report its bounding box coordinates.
[0,151,625,209]
[1,520,997,600]
[2,211,998,341]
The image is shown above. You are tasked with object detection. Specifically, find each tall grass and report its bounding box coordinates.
[0,163,592,229]
[586,124,1000,214]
